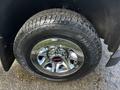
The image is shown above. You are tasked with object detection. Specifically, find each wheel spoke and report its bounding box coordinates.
[63,59,71,70]
[41,57,50,67]
[56,63,62,73]
[51,62,56,72]
[73,49,84,58]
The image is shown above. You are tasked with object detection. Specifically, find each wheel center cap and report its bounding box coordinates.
[52,56,63,62]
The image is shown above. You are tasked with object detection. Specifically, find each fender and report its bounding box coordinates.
[0,0,120,71]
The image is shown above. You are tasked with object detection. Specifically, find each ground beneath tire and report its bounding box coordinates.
[0,40,120,90]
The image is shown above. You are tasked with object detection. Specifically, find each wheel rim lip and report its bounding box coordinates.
[30,38,85,77]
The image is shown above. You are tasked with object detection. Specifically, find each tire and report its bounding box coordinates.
[13,9,102,81]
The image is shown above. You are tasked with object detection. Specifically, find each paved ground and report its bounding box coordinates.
[0,40,120,90]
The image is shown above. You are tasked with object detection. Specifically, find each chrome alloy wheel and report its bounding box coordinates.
[30,38,84,77]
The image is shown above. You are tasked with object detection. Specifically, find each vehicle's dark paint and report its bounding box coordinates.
[0,0,120,70]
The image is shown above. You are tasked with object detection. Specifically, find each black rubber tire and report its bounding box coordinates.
[13,9,102,81]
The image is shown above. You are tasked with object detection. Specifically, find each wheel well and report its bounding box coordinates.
[1,0,120,71]
[1,0,120,52]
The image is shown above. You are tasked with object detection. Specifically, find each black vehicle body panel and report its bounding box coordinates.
[0,0,120,71]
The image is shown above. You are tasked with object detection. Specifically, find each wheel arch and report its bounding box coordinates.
[0,0,120,70]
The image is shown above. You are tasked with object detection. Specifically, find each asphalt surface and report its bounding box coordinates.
[0,40,120,90]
